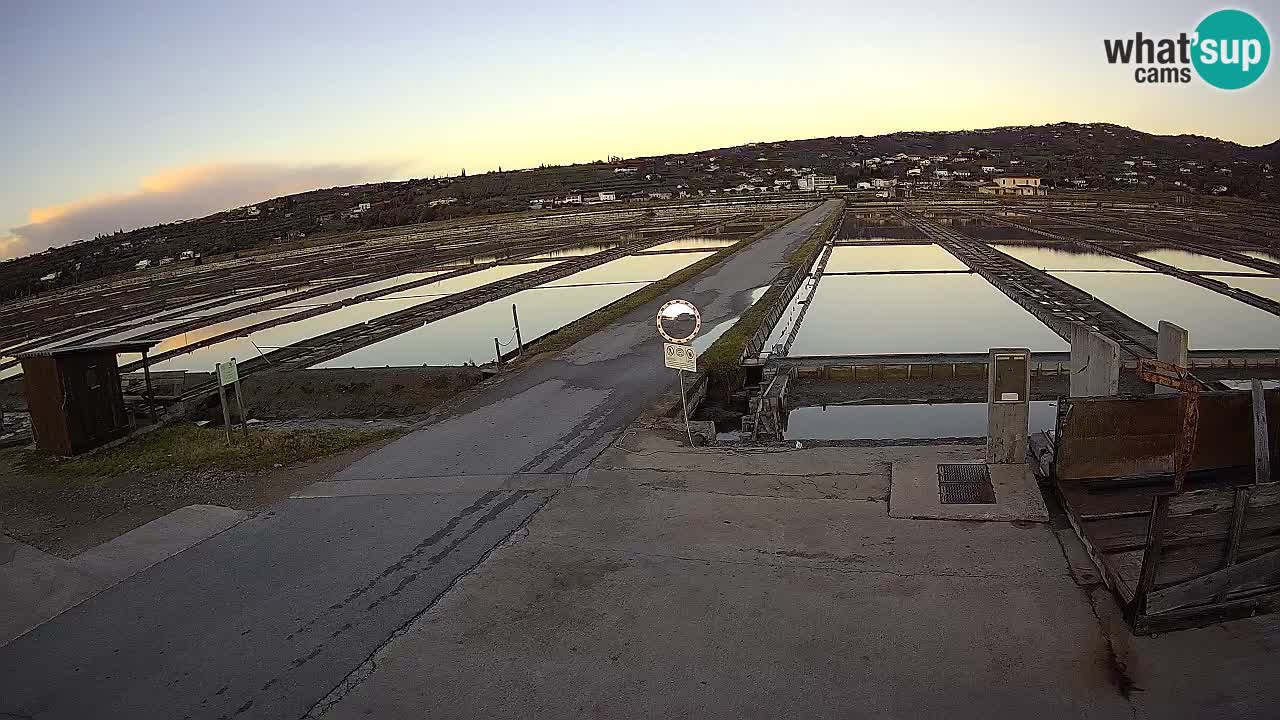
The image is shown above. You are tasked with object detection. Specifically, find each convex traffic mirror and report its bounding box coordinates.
[656,299,701,344]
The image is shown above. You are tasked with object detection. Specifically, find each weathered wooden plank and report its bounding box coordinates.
[1135,495,1172,612]
[1146,546,1280,614]
[1214,487,1253,603]
[1255,380,1272,485]
[1167,481,1280,515]
[1084,504,1280,553]
[1138,586,1280,634]
[1055,481,1136,604]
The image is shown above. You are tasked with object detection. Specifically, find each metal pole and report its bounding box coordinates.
[678,369,694,446]
[512,304,523,356]
[216,362,232,446]
[495,337,503,365]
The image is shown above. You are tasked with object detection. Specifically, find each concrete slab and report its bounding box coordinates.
[72,504,249,582]
[2,505,248,649]
[889,460,1049,522]
[0,537,105,648]
[316,485,1127,720]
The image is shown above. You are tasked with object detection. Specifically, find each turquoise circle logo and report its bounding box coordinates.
[1193,9,1270,89]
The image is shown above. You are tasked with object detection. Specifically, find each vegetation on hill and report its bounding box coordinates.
[4,122,1276,302]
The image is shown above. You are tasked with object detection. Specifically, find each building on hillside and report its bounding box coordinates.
[978,176,1047,196]
[796,174,837,192]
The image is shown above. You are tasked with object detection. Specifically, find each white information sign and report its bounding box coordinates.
[664,343,697,372]
[217,358,239,387]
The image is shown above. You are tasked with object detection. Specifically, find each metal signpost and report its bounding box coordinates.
[657,299,702,445]
[215,358,249,445]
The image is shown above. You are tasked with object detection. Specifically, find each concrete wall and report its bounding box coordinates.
[1069,325,1120,398]
[1156,321,1190,395]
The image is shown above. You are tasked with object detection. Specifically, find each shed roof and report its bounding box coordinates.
[16,340,160,360]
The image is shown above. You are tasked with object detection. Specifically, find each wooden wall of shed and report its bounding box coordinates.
[1055,390,1280,482]
[58,352,129,454]
[21,356,70,455]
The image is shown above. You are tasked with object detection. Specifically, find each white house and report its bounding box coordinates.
[562,193,583,205]
[978,176,1046,196]
[597,190,617,202]
[135,259,152,270]
[907,168,922,177]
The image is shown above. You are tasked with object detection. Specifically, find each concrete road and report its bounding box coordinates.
[321,436,1280,720]
[0,200,840,720]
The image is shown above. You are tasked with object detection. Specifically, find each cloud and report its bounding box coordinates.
[3,161,391,260]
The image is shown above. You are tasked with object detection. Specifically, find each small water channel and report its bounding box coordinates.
[783,400,1058,441]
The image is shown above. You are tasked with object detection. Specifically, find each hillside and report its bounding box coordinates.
[3,121,1276,302]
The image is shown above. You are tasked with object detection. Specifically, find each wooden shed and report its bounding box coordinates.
[16,341,159,456]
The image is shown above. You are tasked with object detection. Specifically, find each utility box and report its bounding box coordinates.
[16,341,159,455]
[987,348,1031,464]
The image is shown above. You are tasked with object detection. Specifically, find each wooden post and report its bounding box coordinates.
[215,362,232,446]
[1252,379,1271,485]
[512,304,523,356]
[141,349,158,424]
[234,379,249,441]
[494,338,503,365]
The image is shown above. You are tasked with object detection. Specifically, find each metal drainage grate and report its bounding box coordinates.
[938,463,996,504]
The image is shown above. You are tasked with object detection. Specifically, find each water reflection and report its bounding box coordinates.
[988,244,1147,272]
[1241,250,1280,264]
[1204,275,1280,304]
[824,244,967,273]
[313,252,712,368]
[790,274,1068,356]
[312,282,652,367]
[1136,248,1264,275]
[645,237,735,253]
[691,286,770,353]
[783,401,1058,441]
[525,243,620,260]
[1050,271,1280,350]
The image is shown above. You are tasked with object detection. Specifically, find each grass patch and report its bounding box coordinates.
[519,208,813,359]
[23,424,398,476]
[699,201,843,380]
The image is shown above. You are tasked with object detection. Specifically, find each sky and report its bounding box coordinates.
[1,0,1276,260]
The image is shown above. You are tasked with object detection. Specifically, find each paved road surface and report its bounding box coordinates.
[0,200,839,720]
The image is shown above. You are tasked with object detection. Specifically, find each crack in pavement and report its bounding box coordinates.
[522,540,1074,581]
